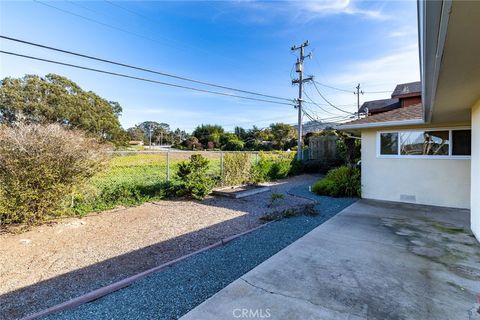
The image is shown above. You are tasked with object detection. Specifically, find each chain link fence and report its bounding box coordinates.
[105,150,268,185]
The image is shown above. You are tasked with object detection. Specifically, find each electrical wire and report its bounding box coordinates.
[311,81,355,114]
[0,35,294,103]
[221,115,294,128]
[314,80,392,95]
[302,108,352,123]
[0,50,294,107]
[314,81,353,93]
[303,90,339,116]
[363,90,392,94]
[33,0,173,49]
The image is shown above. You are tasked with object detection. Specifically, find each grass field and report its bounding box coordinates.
[72,151,292,215]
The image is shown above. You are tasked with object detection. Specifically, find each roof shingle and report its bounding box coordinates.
[340,103,423,128]
[391,81,421,98]
[359,98,400,114]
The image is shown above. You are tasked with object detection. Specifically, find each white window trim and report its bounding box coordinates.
[376,127,471,160]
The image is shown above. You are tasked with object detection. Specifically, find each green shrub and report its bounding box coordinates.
[251,151,299,182]
[174,154,216,200]
[0,124,109,225]
[312,166,360,197]
[223,152,252,186]
[312,179,337,196]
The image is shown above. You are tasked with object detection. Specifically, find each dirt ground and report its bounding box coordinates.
[0,174,317,320]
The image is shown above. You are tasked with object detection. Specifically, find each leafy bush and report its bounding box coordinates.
[223,152,252,186]
[252,151,298,182]
[174,154,216,200]
[312,166,361,197]
[0,124,109,225]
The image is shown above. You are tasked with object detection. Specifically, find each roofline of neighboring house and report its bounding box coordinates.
[418,0,452,123]
[391,92,421,99]
[339,118,425,130]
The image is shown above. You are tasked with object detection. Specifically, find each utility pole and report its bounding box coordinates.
[291,40,313,161]
[149,124,153,149]
[354,83,364,118]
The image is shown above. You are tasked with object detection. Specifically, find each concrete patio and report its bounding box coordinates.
[181,200,480,320]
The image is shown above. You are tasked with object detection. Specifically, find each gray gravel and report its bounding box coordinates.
[0,175,316,320]
[44,185,357,320]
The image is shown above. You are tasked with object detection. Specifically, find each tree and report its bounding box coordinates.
[0,74,126,144]
[192,124,224,147]
[127,126,145,141]
[220,133,244,151]
[137,121,170,145]
[171,128,188,146]
[183,136,202,150]
[269,123,297,150]
[234,126,247,140]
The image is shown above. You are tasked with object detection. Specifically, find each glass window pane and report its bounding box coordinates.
[400,130,449,155]
[452,130,471,155]
[380,132,398,155]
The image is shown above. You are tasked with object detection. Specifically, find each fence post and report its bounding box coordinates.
[166,150,170,182]
[220,151,224,185]
[255,152,259,165]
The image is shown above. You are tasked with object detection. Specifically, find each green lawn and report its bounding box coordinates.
[72,151,292,216]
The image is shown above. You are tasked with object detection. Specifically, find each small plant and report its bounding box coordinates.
[312,166,361,197]
[174,154,216,200]
[268,193,285,207]
[260,204,317,222]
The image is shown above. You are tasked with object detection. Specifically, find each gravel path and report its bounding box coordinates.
[0,175,317,320]
[44,186,357,320]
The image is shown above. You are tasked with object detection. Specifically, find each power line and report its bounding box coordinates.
[0,35,293,103]
[221,115,293,127]
[363,90,392,94]
[314,80,392,95]
[302,109,351,124]
[303,90,339,116]
[102,0,227,62]
[314,81,353,93]
[0,50,294,107]
[311,81,355,115]
[33,0,173,49]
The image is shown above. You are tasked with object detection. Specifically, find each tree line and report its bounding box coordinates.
[126,122,298,151]
[0,74,299,151]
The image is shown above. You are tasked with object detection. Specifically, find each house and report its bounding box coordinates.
[359,81,421,115]
[340,1,480,239]
[128,140,144,146]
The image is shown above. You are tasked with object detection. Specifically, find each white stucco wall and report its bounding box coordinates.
[471,101,480,238]
[361,128,471,209]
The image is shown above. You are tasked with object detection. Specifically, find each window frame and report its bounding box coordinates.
[376,127,471,159]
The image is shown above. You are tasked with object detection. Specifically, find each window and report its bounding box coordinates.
[380,132,398,155]
[452,130,471,155]
[378,128,471,158]
[400,130,449,156]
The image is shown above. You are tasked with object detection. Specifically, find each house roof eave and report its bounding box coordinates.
[338,119,425,130]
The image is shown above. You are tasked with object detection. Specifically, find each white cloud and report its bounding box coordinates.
[297,0,387,20]
[388,31,408,38]
[311,44,420,113]
[329,44,419,86]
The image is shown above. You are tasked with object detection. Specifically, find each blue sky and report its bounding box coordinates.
[0,0,419,132]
